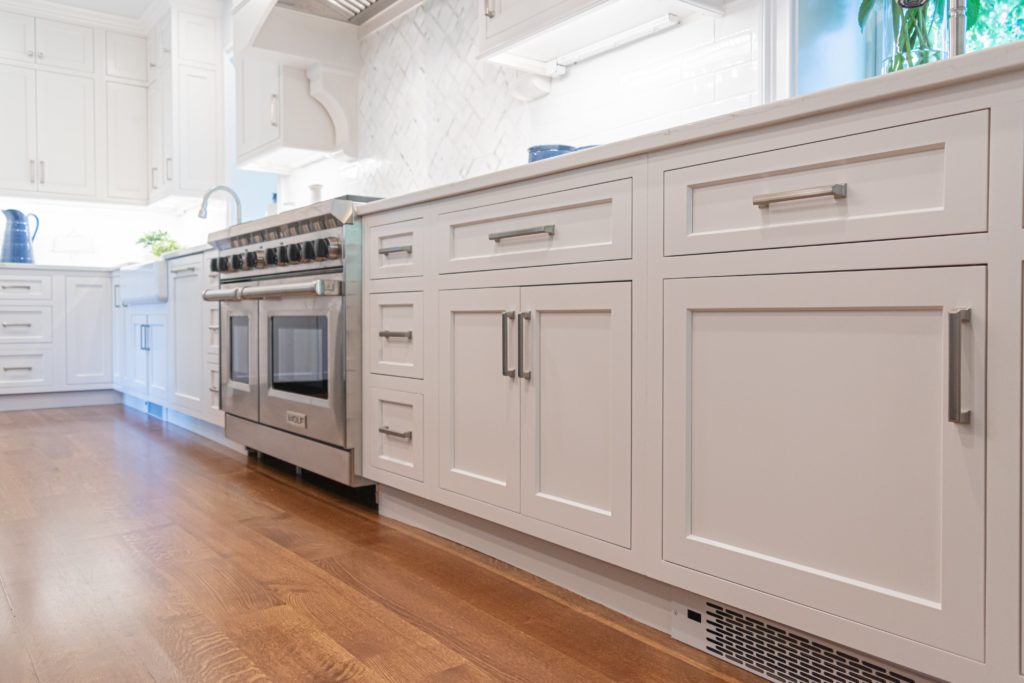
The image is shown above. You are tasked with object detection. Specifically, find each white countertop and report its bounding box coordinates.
[0,262,117,273]
[357,41,1024,216]
[161,243,211,260]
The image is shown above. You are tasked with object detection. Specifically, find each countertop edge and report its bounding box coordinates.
[357,42,1024,216]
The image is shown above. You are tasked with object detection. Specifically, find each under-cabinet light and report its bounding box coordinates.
[554,13,682,68]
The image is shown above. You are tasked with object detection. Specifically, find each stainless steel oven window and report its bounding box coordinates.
[270,315,329,399]
[229,316,251,384]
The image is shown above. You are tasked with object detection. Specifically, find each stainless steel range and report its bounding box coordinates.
[202,196,376,487]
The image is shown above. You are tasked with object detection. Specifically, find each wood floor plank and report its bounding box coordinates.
[0,406,758,682]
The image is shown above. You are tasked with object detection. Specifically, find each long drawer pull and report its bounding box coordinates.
[170,266,196,274]
[379,245,413,256]
[209,385,220,393]
[379,330,413,340]
[517,311,531,380]
[501,310,515,378]
[948,308,972,424]
[2,366,32,372]
[378,426,413,440]
[1,285,32,290]
[489,225,555,242]
[1,322,32,328]
[753,184,847,209]
[208,325,220,331]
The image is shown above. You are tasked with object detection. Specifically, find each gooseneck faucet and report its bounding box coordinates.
[198,185,243,226]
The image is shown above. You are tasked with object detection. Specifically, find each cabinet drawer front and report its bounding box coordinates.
[369,292,424,380]
[662,267,985,658]
[368,220,424,279]
[0,348,53,390]
[440,178,632,273]
[0,305,52,343]
[664,111,989,255]
[0,275,52,301]
[368,388,424,482]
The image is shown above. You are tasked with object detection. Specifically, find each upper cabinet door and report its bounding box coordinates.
[176,66,218,192]
[236,55,281,157]
[0,11,35,64]
[105,32,148,82]
[147,15,171,74]
[65,277,112,385]
[483,0,580,41]
[520,282,632,547]
[34,19,94,73]
[146,75,166,197]
[439,287,522,512]
[106,82,148,201]
[176,11,219,67]
[662,267,986,659]
[36,71,95,197]
[0,65,36,193]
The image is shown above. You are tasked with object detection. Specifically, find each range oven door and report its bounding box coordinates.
[220,298,260,422]
[255,279,347,446]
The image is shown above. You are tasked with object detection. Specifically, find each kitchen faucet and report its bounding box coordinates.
[198,185,243,226]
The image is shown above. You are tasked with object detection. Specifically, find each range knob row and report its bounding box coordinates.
[209,238,341,272]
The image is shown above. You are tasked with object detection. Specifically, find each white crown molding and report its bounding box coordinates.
[0,0,154,32]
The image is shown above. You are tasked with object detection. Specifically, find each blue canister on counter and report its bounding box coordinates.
[528,145,576,163]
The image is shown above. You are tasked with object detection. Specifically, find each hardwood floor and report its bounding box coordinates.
[0,406,761,682]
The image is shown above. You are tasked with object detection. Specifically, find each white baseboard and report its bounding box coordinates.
[121,394,244,453]
[0,389,122,412]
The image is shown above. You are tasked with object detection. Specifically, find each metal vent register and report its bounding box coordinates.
[274,0,400,24]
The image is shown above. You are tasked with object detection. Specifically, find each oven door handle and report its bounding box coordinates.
[202,287,243,302]
[239,280,341,300]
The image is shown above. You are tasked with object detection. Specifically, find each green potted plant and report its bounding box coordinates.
[136,229,181,258]
[858,0,980,73]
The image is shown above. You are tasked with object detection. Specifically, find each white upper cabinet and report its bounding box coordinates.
[175,65,219,193]
[106,82,148,201]
[176,11,219,67]
[0,11,34,65]
[105,32,148,82]
[237,55,281,158]
[34,19,94,73]
[0,65,36,193]
[662,266,986,659]
[65,276,112,385]
[147,14,172,75]
[35,71,95,197]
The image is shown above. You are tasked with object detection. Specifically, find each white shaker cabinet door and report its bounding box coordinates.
[65,276,112,385]
[176,66,218,193]
[169,259,203,413]
[106,82,148,201]
[662,267,986,659]
[36,71,95,197]
[125,313,150,398]
[236,55,280,157]
[519,282,632,547]
[439,287,522,511]
[0,11,34,65]
[34,19,94,73]
[0,65,36,193]
[105,32,148,82]
[146,313,170,404]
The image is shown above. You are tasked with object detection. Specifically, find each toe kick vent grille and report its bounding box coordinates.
[706,603,919,683]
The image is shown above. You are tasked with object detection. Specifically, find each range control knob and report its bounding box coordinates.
[277,245,289,264]
[231,254,243,271]
[209,257,219,272]
[245,251,258,269]
[288,243,302,263]
[217,256,228,272]
[265,248,278,266]
[303,241,316,262]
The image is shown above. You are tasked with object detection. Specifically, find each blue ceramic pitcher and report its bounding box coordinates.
[1,210,40,264]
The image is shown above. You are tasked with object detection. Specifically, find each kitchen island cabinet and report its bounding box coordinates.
[359,42,1024,683]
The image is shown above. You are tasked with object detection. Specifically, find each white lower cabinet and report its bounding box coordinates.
[125,309,168,404]
[65,276,112,385]
[168,256,203,414]
[662,267,985,659]
[438,282,632,545]
[368,388,424,482]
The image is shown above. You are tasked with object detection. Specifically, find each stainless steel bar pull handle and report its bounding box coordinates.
[501,310,515,378]
[489,225,555,242]
[3,366,32,372]
[39,161,45,185]
[202,287,242,302]
[753,184,847,209]
[239,280,340,300]
[1,322,31,328]
[517,311,531,380]
[170,266,196,274]
[484,0,495,17]
[379,426,413,440]
[378,330,413,340]
[378,245,413,256]
[948,308,971,424]
[270,94,279,128]
[1,285,31,290]
[29,160,34,184]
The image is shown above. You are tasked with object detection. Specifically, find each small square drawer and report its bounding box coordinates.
[368,219,424,279]
[663,110,989,255]
[0,305,53,344]
[369,292,423,380]
[0,274,52,301]
[439,178,632,273]
[368,388,424,482]
[0,347,53,390]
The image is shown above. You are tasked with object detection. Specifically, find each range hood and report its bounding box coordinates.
[272,0,403,24]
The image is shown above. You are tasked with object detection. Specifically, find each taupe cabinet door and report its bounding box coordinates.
[662,267,985,659]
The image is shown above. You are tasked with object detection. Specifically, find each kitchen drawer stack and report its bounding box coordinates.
[0,268,111,395]
[362,57,1024,683]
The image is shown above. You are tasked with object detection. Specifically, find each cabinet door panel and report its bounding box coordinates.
[520,282,631,546]
[176,12,218,67]
[237,56,280,157]
[176,66,218,192]
[106,83,148,201]
[0,11,34,64]
[65,277,112,385]
[126,313,149,397]
[106,32,148,82]
[35,19,94,72]
[662,267,985,659]
[0,65,36,193]
[147,313,169,403]
[147,76,165,196]
[439,287,521,511]
[169,259,203,412]
[36,71,95,197]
